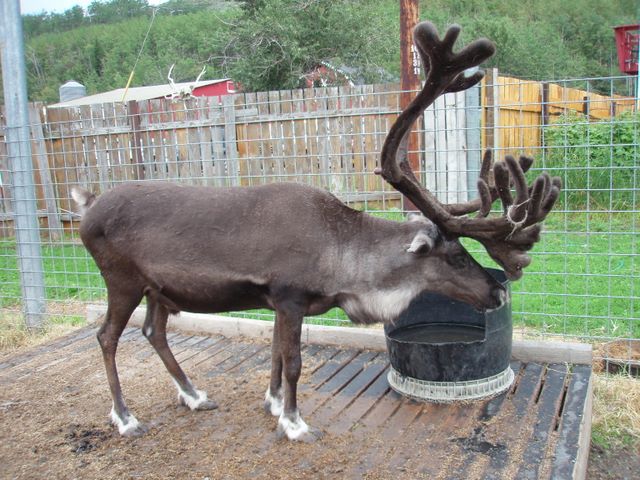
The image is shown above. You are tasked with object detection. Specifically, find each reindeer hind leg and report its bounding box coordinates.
[142,290,218,411]
[98,286,145,436]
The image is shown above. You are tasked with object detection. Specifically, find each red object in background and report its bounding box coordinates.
[192,80,236,98]
[614,24,639,75]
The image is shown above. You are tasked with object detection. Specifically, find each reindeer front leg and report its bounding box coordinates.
[272,306,322,442]
[264,319,284,416]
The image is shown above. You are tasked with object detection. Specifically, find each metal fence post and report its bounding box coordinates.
[465,84,482,199]
[1,0,46,328]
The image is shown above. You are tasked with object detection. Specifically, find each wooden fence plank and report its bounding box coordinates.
[28,104,63,240]
[94,132,110,191]
[223,95,239,186]
[253,92,270,184]
[361,84,377,195]
[235,92,249,184]
[60,108,79,211]
[279,89,296,182]
[269,90,286,183]
[187,124,203,183]
[351,85,367,194]
[317,88,331,189]
[303,88,320,187]
[0,78,632,234]
[291,89,307,185]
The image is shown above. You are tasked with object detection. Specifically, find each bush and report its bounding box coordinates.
[543,112,639,211]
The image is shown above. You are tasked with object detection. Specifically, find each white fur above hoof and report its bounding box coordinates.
[264,387,283,417]
[276,412,323,443]
[110,408,146,437]
[177,388,216,411]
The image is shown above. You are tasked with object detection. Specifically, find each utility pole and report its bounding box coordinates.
[399,0,421,211]
[1,0,46,329]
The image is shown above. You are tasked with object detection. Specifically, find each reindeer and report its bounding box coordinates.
[72,22,560,442]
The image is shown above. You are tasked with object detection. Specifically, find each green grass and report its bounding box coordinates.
[1,211,638,340]
[193,211,640,340]
[464,213,640,340]
[0,238,103,308]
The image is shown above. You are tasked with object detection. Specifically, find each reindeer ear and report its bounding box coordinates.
[407,231,434,254]
[406,212,432,225]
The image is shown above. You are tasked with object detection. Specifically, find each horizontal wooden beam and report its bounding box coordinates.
[86,304,593,364]
[0,211,77,222]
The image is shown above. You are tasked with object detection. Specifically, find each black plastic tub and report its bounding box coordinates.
[384,268,514,402]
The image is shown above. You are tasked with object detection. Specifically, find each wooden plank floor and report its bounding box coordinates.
[0,327,591,479]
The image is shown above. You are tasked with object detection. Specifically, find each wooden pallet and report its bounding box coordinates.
[0,327,592,479]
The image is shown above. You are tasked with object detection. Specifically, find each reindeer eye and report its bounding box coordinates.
[448,253,469,268]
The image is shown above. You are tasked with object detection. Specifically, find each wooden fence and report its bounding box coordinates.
[0,74,636,237]
[482,70,637,157]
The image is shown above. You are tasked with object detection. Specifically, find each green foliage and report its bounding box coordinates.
[5,212,637,339]
[22,6,88,37]
[421,0,636,80]
[543,112,640,210]
[22,8,240,103]
[10,0,639,102]
[22,0,153,37]
[224,0,399,92]
[87,0,152,24]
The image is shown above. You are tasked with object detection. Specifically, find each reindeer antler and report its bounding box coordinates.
[194,65,207,85]
[377,22,561,280]
[168,64,177,90]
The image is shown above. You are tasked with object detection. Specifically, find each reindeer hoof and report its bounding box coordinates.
[264,387,283,416]
[264,399,283,417]
[276,411,323,442]
[111,409,148,437]
[276,424,324,443]
[178,388,217,411]
[298,426,324,443]
[196,399,219,411]
[120,423,149,437]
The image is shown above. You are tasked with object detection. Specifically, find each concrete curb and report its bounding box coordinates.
[86,304,592,364]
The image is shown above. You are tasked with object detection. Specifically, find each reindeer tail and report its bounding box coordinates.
[71,187,96,215]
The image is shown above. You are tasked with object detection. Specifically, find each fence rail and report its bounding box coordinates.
[0,74,638,368]
[1,74,636,230]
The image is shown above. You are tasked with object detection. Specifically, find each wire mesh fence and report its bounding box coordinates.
[0,74,638,369]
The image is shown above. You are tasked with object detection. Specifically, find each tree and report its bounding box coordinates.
[224,0,398,92]
[23,6,88,37]
[88,0,151,24]
[11,0,638,102]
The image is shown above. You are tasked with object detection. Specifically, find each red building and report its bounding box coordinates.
[51,79,236,107]
[191,79,236,97]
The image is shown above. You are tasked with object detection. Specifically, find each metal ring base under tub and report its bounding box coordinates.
[387,366,515,403]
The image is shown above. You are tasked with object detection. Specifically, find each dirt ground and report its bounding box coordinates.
[0,330,354,479]
[0,327,420,479]
[588,444,640,480]
[0,327,637,479]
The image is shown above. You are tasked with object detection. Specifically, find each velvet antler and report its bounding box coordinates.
[376,21,561,280]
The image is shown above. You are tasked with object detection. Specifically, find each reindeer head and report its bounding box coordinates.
[377,21,561,282]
